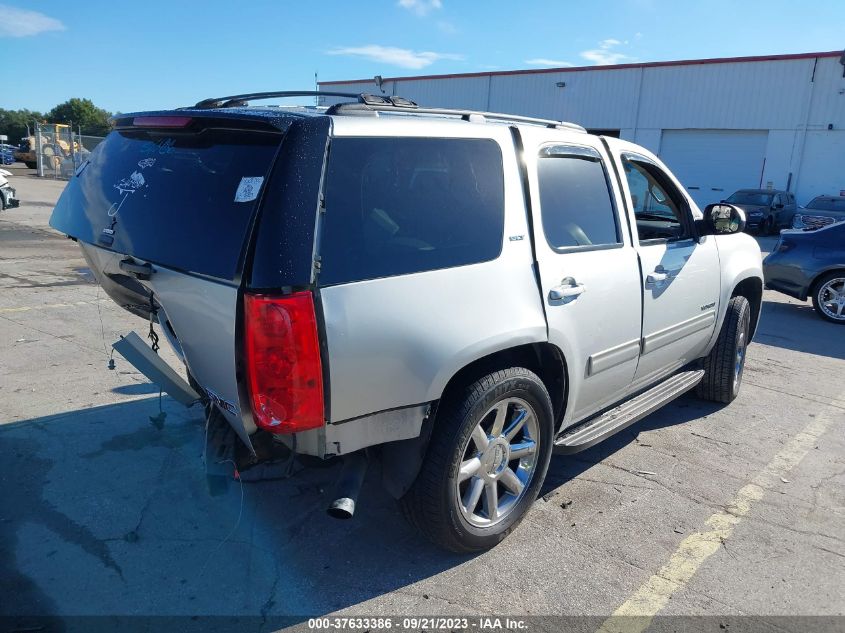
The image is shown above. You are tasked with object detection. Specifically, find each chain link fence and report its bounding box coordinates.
[32,122,105,180]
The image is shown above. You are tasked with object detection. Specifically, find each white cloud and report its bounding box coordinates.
[0,4,64,37]
[437,20,458,35]
[525,58,574,67]
[327,44,463,70]
[397,0,442,16]
[579,38,633,66]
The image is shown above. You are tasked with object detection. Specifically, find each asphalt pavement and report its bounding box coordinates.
[1,169,842,632]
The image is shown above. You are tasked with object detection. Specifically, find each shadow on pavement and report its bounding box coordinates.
[755,299,845,361]
[0,398,473,629]
[111,383,162,396]
[542,394,723,497]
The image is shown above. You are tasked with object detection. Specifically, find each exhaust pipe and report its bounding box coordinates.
[327,452,368,519]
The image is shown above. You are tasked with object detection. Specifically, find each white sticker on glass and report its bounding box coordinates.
[234,176,264,203]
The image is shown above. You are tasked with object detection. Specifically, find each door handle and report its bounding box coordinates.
[549,279,586,301]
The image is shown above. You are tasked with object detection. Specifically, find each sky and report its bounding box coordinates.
[1,0,843,114]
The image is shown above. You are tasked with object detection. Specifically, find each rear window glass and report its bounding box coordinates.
[319,137,505,285]
[50,127,281,280]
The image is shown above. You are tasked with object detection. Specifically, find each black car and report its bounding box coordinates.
[792,195,845,230]
[725,188,796,235]
[763,222,845,324]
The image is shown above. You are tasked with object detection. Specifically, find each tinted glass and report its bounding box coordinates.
[537,148,619,249]
[623,158,688,241]
[807,197,845,212]
[319,137,504,285]
[249,117,330,289]
[50,127,281,280]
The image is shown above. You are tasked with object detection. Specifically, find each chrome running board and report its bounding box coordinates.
[553,369,704,454]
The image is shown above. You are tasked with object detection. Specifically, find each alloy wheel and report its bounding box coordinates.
[456,397,540,527]
[817,277,845,321]
[733,308,750,393]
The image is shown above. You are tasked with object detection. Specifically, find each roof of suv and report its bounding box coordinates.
[117,90,587,135]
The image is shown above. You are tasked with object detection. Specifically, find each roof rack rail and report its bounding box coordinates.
[189,90,585,132]
[325,101,586,132]
[191,91,418,110]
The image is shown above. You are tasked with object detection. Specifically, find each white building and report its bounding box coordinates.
[320,51,845,208]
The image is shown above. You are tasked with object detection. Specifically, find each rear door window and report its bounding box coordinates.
[319,137,505,285]
[536,145,621,249]
[50,126,282,280]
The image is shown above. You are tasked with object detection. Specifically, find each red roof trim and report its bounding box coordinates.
[319,50,843,86]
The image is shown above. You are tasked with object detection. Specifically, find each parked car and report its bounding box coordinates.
[0,168,19,210]
[724,188,797,235]
[792,195,845,230]
[764,222,845,324]
[49,91,763,551]
[0,143,16,165]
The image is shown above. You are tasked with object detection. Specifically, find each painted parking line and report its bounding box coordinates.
[597,405,841,633]
[0,299,108,314]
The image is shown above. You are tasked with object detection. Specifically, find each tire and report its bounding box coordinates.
[697,295,751,404]
[24,161,36,169]
[811,272,845,324]
[400,367,554,552]
[758,216,772,236]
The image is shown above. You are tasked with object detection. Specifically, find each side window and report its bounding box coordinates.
[622,156,690,242]
[319,137,505,285]
[536,145,620,250]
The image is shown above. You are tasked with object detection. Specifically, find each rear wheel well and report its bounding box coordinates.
[439,343,567,428]
[379,343,567,500]
[731,277,763,338]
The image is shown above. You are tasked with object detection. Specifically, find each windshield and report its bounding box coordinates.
[726,191,773,206]
[806,197,845,213]
[50,126,282,280]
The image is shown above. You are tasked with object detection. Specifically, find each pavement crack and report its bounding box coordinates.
[572,475,655,491]
[744,381,845,411]
[259,561,282,627]
[689,431,733,446]
[811,545,845,559]
[739,513,845,545]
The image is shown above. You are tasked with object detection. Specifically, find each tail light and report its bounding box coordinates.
[243,292,324,434]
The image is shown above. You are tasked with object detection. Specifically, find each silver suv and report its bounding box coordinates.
[50,91,764,552]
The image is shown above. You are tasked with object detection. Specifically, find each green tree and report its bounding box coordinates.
[47,98,112,136]
[0,109,43,143]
